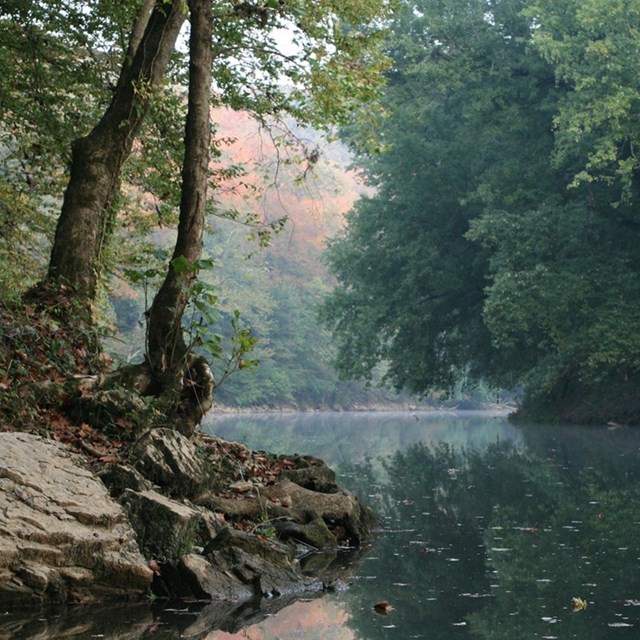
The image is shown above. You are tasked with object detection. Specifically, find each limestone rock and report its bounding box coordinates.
[132,428,212,498]
[121,489,202,561]
[280,457,338,493]
[274,516,337,549]
[169,544,321,602]
[68,387,148,433]
[0,432,152,604]
[196,478,376,546]
[204,527,295,568]
[99,463,154,497]
[173,553,253,601]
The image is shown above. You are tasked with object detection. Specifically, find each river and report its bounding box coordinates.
[4,411,640,639]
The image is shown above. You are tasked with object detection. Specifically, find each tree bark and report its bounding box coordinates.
[146,0,214,434]
[121,0,158,79]
[46,0,186,299]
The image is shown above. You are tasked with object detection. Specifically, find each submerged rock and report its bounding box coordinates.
[0,432,152,604]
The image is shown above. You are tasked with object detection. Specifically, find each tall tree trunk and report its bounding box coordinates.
[147,0,214,434]
[46,0,186,299]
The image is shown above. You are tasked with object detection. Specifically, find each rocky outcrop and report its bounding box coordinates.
[0,428,376,607]
[0,432,152,604]
[121,431,375,602]
[194,479,375,546]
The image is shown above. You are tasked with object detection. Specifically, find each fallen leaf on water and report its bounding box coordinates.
[374,601,395,615]
[571,597,588,612]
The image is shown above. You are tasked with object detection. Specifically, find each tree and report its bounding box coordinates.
[322,0,640,422]
[322,0,558,394]
[467,0,640,420]
[3,0,391,303]
[143,0,214,434]
[33,0,392,301]
[0,1,146,292]
[526,0,640,197]
[46,0,187,299]
[2,0,392,431]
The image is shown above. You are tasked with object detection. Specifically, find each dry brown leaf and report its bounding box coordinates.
[571,597,588,612]
[374,601,395,615]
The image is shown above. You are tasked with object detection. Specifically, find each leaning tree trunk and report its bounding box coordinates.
[46,0,186,300]
[146,0,214,435]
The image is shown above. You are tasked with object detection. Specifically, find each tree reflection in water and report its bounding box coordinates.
[341,432,640,639]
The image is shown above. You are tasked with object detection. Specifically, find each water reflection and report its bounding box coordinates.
[203,410,520,470]
[1,591,351,640]
[342,427,640,639]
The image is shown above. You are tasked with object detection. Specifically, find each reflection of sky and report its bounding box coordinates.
[203,410,523,470]
[206,598,355,640]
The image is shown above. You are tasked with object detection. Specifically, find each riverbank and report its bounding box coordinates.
[0,301,377,607]
[210,400,516,414]
[0,426,376,606]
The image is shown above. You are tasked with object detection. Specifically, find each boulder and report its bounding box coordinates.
[175,543,321,601]
[171,553,253,601]
[98,463,154,497]
[273,516,337,549]
[121,489,202,561]
[131,428,212,498]
[204,526,295,568]
[196,478,376,546]
[0,432,152,604]
[279,456,339,493]
[0,428,377,608]
[151,527,325,602]
[68,387,149,434]
[219,546,322,599]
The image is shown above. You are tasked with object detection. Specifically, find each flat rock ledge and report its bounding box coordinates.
[0,428,376,607]
[0,432,152,604]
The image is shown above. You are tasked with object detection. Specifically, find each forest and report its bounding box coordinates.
[2,0,640,425]
[0,0,394,434]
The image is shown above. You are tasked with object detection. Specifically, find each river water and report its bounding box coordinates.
[5,411,640,639]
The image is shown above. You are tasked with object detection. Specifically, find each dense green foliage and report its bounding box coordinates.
[0,1,132,292]
[1,0,391,292]
[322,0,640,422]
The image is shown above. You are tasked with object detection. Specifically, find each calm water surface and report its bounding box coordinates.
[5,411,640,639]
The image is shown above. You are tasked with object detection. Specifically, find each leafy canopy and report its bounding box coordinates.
[1,0,393,293]
[322,0,640,421]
